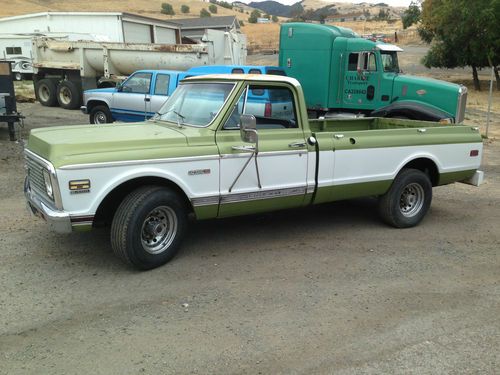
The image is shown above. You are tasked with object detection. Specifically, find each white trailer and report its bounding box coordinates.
[0,35,33,80]
[31,29,247,109]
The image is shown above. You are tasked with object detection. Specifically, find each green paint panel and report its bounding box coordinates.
[28,121,218,168]
[438,169,476,186]
[218,195,305,218]
[72,224,92,232]
[310,118,482,151]
[193,205,219,220]
[314,180,392,204]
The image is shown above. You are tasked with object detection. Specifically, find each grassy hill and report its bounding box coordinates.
[1,0,248,20]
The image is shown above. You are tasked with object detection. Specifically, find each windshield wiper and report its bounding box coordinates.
[156,109,186,128]
[172,110,185,128]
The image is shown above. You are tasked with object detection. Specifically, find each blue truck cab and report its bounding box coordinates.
[81,70,196,124]
[81,66,287,124]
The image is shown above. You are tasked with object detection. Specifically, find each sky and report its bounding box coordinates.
[241,0,413,6]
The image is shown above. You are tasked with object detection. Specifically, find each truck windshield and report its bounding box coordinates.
[157,82,235,127]
[381,51,400,73]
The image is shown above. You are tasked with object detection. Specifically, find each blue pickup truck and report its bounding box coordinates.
[81,65,286,124]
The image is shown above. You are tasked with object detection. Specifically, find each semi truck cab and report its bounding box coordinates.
[279,23,467,122]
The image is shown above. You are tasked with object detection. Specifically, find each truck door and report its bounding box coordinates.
[343,52,379,110]
[111,72,152,122]
[216,84,309,217]
[150,73,171,115]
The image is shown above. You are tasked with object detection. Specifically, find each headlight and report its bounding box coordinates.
[43,169,54,199]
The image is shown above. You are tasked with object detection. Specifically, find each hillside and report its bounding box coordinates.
[247,0,404,19]
[0,0,249,21]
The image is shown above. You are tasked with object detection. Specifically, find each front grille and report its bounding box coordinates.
[26,154,50,200]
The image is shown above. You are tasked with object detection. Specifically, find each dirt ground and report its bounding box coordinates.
[1,53,500,374]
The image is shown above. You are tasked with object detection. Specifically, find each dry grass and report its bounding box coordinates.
[2,0,246,20]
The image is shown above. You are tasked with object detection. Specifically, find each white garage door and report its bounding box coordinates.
[155,27,176,44]
[123,22,152,43]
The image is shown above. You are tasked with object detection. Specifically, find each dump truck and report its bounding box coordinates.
[24,74,483,270]
[279,23,467,123]
[31,29,246,109]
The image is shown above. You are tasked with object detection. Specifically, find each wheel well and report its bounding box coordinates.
[401,158,439,186]
[93,177,194,227]
[87,100,108,113]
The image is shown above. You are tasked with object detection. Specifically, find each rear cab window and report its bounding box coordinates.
[154,74,171,96]
[224,84,298,130]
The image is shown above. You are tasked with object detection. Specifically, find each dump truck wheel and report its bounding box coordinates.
[35,79,58,107]
[57,80,82,110]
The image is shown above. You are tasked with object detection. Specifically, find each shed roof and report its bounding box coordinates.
[0,12,180,28]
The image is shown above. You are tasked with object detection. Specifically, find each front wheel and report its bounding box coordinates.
[111,186,188,270]
[378,168,432,228]
[89,105,113,124]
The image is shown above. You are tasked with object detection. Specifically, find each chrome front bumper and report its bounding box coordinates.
[24,177,72,233]
[80,105,88,114]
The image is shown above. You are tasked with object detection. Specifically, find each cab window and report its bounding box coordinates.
[121,73,152,94]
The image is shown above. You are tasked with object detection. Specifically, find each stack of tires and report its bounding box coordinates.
[35,79,82,110]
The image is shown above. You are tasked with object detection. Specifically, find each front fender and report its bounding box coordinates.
[56,160,220,216]
[370,100,454,122]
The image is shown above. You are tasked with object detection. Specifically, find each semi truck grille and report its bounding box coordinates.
[456,86,468,123]
[26,154,50,200]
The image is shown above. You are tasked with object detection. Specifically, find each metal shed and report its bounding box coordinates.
[0,12,181,44]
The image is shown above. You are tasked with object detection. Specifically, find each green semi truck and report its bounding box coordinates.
[279,23,467,123]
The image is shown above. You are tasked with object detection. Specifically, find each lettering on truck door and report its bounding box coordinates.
[343,52,378,110]
[216,84,309,217]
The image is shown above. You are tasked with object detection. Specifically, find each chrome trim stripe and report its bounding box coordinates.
[191,196,220,207]
[59,150,307,170]
[59,154,221,170]
[221,187,306,204]
[191,186,307,207]
[221,150,307,159]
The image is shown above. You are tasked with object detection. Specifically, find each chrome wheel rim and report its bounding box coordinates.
[39,84,50,102]
[59,86,72,105]
[399,183,424,217]
[141,206,177,254]
[93,111,107,124]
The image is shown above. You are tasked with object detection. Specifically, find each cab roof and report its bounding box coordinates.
[183,73,301,87]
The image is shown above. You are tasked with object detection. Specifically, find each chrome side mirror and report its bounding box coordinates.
[240,114,257,144]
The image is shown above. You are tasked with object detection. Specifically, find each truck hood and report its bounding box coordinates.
[27,121,216,168]
[84,87,117,94]
[393,75,461,117]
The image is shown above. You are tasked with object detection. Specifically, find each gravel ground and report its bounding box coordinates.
[1,93,499,373]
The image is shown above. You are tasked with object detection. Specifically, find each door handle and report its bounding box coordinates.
[232,145,255,152]
[288,141,306,148]
[144,97,151,102]
[334,134,345,139]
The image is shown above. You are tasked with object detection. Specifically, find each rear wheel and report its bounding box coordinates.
[89,105,113,124]
[111,186,188,270]
[35,79,58,107]
[378,168,432,228]
[57,80,82,109]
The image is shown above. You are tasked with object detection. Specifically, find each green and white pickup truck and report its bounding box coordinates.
[24,74,484,270]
